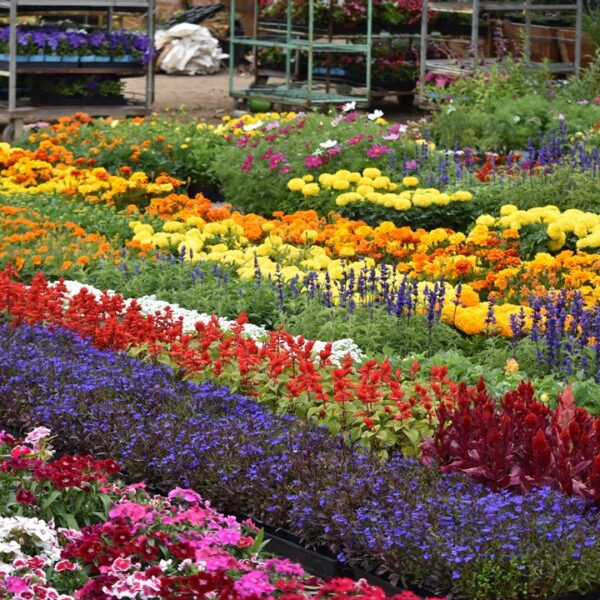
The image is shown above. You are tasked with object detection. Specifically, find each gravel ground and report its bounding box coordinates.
[125,69,423,123]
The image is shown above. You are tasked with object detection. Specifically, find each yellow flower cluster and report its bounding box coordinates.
[128,218,482,309]
[0,151,179,206]
[477,205,600,251]
[445,301,532,337]
[287,168,473,211]
[207,112,298,138]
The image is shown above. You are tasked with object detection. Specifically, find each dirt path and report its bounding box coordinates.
[125,69,422,123]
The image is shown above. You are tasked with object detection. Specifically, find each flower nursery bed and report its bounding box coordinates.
[0,425,440,600]
[3,54,600,598]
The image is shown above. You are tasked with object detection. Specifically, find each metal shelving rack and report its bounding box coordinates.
[418,0,583,104]
[228,0,373,109]
[0,0,155,140]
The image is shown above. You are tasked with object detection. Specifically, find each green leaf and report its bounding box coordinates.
[41,490,61,510]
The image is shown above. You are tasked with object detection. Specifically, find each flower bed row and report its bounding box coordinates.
[3,322,600,599]
[0,268,444,456]
[0,427,433,599]
[5,268,600,505]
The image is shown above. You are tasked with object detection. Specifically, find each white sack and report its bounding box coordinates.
[155,23,228,75]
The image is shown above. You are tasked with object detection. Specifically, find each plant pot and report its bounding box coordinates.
[79,55,100,64]
[262,533,350,579]
[93,57,142,68]
[112,55,139,64]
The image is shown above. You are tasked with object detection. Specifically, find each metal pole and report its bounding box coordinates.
[228,0,235,99]
[307,0,313,105]
[146,0,155,107]
[574,0,582,74]
[471,0,480,70]
[285,0,292,88]
[524,0,531,65]
[8,0,16,115]
[365,0,372,103]
[419,0,428,104]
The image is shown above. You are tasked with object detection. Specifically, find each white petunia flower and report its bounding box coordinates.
[367,109,384,121]
[319,139,339,149]
[242,120,263,131]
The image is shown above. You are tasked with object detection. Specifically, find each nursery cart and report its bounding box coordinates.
[0,0,155,140]
[417,0,584,108]
[228,0,374,109]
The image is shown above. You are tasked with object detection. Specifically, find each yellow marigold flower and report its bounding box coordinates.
[186,216,206,227]
[287,178,306,192]
[434,193,450,206]
[500,204,518,216]
[376,222,396,234]
[333,178,350,191]
[358,177,374,186]
[546,222,563,241]
[163,221,185,233]
[394,198,412,211]
[362,167,381,179]
[335,192,361,206]
[302,183,320,197]
[412,194,432,208]
[335,169,352,180]
[339,246,356,257]
[372,176,391,189]
[448,232,466,244]
[457,285,480,307]
[504,358,519,375]
[302,229,318,242]
[347,171,361,183]
[450,190,473,202]
[365,192,383,203]
[153,232,171,248]
[476,214,495,227]
[318,173,335,188]
[402,176,419,187]
[549,231,567,251]
[262,222,275,233]
[356,185,375,197]
[303,174,314,182]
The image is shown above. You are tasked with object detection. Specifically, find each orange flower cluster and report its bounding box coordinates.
[0,202,118,276]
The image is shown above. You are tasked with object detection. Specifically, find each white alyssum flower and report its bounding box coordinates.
[52,281,365,366]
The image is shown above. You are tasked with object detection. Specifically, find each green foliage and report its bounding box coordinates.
[472,165,600,217]
[429,55,600,150]
[6,192,150,242]
[339,195,477,231]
